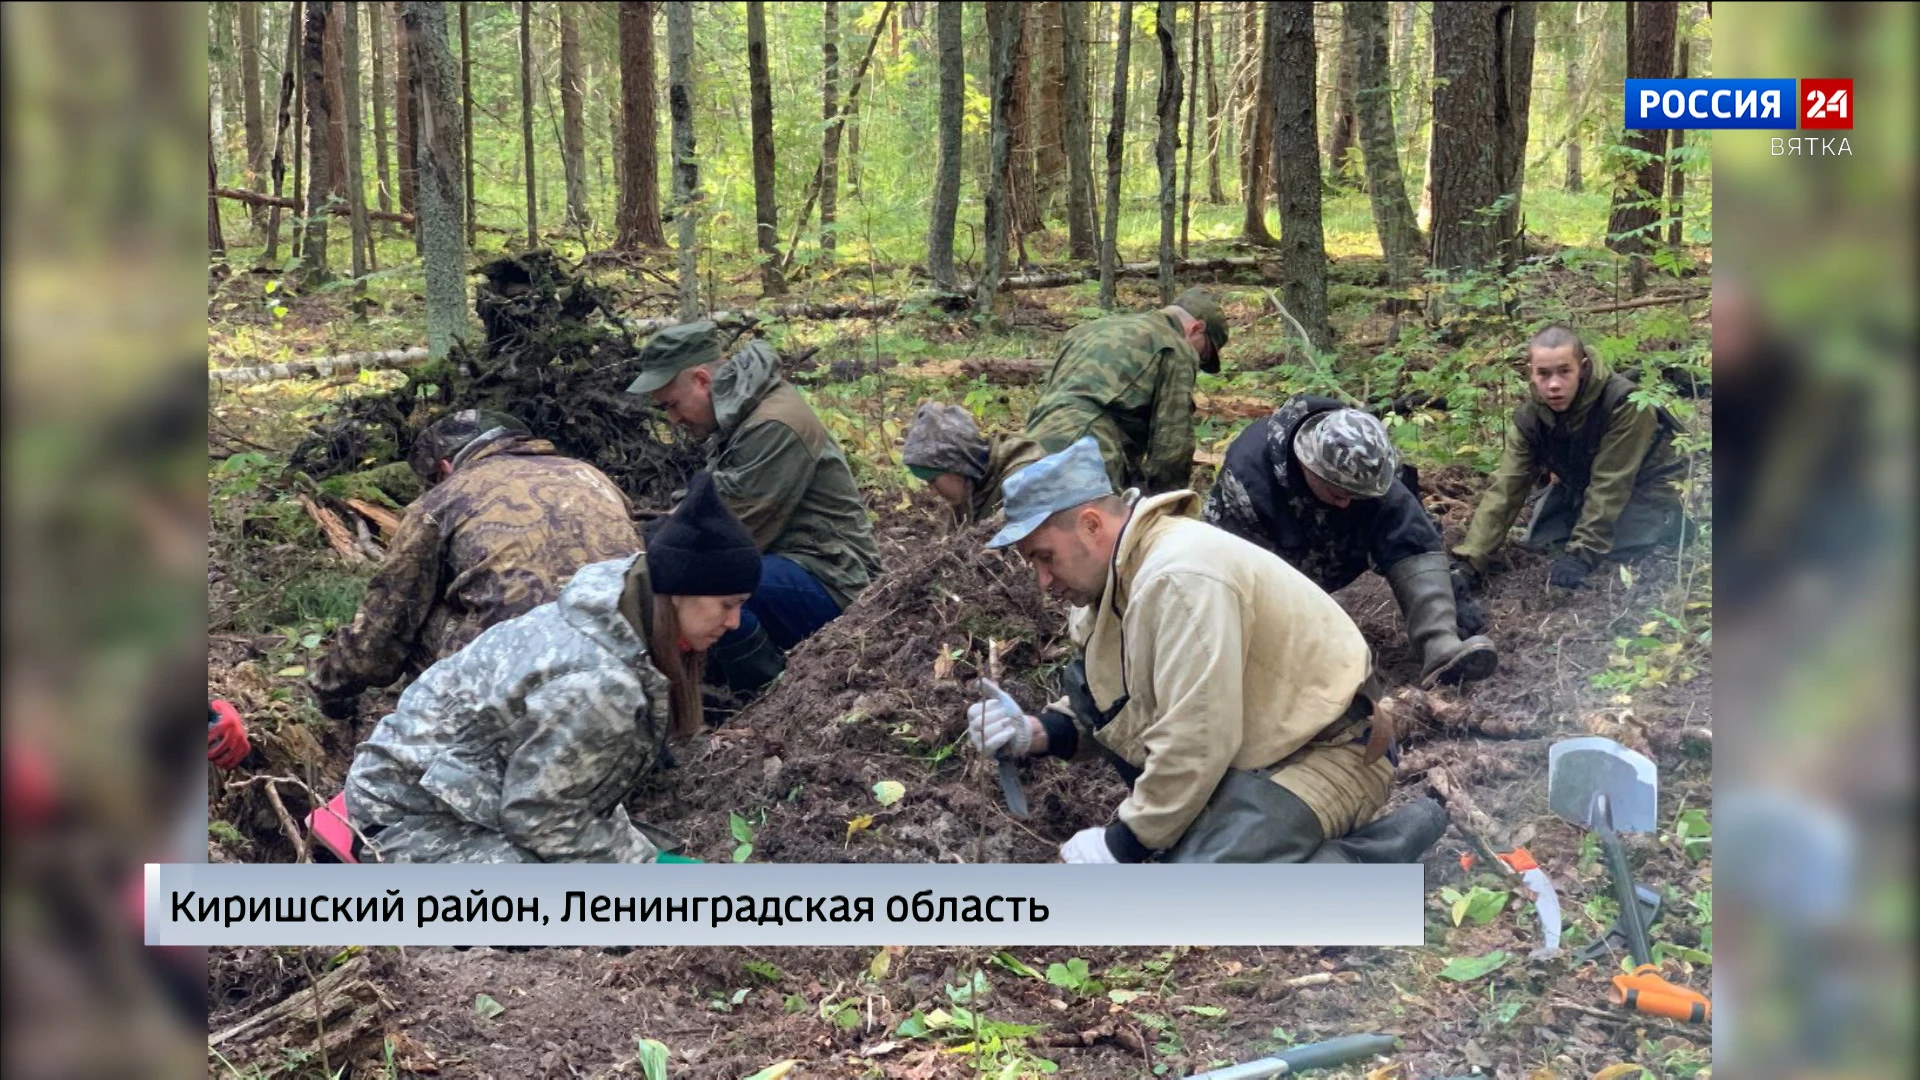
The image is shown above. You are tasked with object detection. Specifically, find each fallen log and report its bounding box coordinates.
[343,498,403,538]
[999,256,1277,291]
[209,346,432,386]
[297,495,367,564]
[1353,289,1712,350]
[216,185,413,227]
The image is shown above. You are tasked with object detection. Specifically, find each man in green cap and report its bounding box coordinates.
[627,321,883,697]
[1024,286,1229,495]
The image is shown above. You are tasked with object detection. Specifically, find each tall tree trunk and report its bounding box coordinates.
[1063,1,1097,259]
[745,1,785,295]
[240,1,269,231]
[1270,2,1329,348]
[1241,2,1279,245]
[520,2,538,247]
[1203,5,1226,203]
[978,1,1024,308]
[1606,0,1674,294]
[1325,5,1359,185]
[1003,4,1045,245]
[1031,3,1068,216]
[1428,1,1503,277]
[1155,1,1183,304]
[666,1,700,318]
[776,2,896,273]
[344,0,372,278]
[459,1,474,243]
[292,1,308,259]
[209,104,228,260]
[1100,0,1135,309]
[1178,2,1200,262]
[1563,0,1585,192]
[1392,0,1417,146]
[393,1,416,217]
[1493,1,1536,270]
[1348,0,1422,290]
[403,1,473,357]
[845,104,861,195]
[325,4,349,199]
[926,0,963,290]
[821,1,839,261]
[266,0,303,262]
[302,1,333,283]
[560,2,592,230]
[371,2,393,214]
[615,1,665,249]
[1667,35,1688,247]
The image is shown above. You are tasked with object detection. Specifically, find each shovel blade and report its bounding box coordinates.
[1549,736,1658,834]
[997,758,1030,819]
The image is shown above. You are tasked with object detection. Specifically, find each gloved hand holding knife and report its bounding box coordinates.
[967,678,1045,818]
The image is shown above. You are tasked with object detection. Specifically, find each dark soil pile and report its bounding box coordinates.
[644,520,1129,864]
[286,250,705,509]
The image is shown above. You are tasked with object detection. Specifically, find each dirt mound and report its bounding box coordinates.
[286,250,705,509]
[643,520,1128,864]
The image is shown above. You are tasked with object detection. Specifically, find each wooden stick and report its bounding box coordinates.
[217,184,414,226]
[343,498,403,537]
[210,346,431,386]
[207,954,369,1048]
[262,779,312,863]
[296,495,366,563]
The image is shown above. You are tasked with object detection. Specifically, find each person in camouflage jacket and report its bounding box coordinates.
[901,402,1047,526]
[1024,287,1229,494]
[344,472,762,863]
[1204,396,1497,687]
[628,323,883,697]
[1453,325,1686,590]
[309,411,642,722]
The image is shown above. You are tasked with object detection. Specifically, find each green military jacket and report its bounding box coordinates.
[311,434,641,703]
[707,342,883,610]
[1024,310,1199,494]
[1456,351,1686,566]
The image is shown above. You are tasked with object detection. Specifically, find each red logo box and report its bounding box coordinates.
[1800,78,1853,129]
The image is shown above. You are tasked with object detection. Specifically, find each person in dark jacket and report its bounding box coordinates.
[1453,325,1686,590]
[1204,396,1496,687]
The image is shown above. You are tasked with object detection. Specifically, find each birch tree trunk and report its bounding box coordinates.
[666,1,700,318]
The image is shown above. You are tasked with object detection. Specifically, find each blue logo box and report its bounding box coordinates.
[1626,78,1798,129]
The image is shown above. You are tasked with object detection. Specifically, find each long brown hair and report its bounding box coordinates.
[648,600,707,739]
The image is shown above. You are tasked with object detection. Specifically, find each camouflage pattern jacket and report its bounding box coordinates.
[310,434,640,703]
[707,342,883,610]
[1024,311,1200,494]
[1455,351,1685,567]
[967,435,1050,523]
[1204,395,1444,592]
[344,555,670,863]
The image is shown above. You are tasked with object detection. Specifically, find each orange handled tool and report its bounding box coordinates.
[1612,965,1712,1023]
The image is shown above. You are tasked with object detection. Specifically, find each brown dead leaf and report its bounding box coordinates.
[1365,1065,1405,1080]
[932,645,956,682]
[1593,1065,1649,1080]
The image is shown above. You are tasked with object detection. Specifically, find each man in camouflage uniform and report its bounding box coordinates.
[628,322,883,695]
[901,402,1047,525]
[1204,397,1497,687]
[1453,325,1686,590]
[309,410,641,721]
[1024,287,1229,494]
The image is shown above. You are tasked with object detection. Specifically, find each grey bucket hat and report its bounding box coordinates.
[626,320,722,394]
[1292,408,1400,499]
[986,436,1117,549]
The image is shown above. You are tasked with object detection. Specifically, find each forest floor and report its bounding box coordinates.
[204,203,1715,1079]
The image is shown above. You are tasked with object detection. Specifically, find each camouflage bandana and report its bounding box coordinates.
[902,402,990,481]
[1291,408,1399,499]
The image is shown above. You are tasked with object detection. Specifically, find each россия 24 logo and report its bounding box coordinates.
[1626,78,1853,130]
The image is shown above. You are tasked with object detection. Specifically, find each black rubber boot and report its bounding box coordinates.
[1307,798,1449,864]
[710,623,786,700]
[1388,553,1498,687]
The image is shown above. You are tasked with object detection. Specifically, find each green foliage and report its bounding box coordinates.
[1437,950,1511,982]
[1440,886,1512,927]
[728,810,762,863]
[742,960,786,983]
[1044,958,1105,997]
[635,1037,670,1080]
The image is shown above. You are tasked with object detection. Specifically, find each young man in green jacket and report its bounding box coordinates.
[1453,325,1687,590]
[628,322,884,695]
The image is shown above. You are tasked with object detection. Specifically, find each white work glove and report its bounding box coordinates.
[967,678,1035,759]
[1059,827,1119,864]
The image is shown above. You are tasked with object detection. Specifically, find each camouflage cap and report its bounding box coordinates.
[408,408,532,481]
[987,435,1117,549]
[625,320,722,394]
[1292,408,1400,499]
[902,403,990,482]
[1171,287,1229,351]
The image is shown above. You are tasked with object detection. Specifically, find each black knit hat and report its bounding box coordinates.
[645,472,762,597]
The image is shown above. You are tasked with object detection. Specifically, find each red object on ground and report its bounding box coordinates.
[2,741,60,831]
[208,699,251,769]
[308,791,360,863]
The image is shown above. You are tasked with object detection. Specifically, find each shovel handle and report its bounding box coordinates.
[1613,966,1712,1023]
[1591,796,1655,968]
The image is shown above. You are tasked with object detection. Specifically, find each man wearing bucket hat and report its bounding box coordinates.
[345,472,762,863]
[626,321,883,698]
[1023,287,1229,495]
[1203,395,1498,687]
[965,436,1447,865]
[901,402,1048,525]
[309,408,642,723]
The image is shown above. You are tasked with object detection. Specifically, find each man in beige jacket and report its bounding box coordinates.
[968,436,1446,864]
